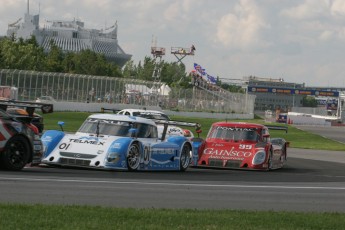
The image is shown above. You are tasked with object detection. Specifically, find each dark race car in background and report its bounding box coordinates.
[0,100,53,170]
[6,108,44,134]
[194,122,289,171]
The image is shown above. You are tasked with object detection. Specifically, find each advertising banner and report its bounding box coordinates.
[248,86,339,97]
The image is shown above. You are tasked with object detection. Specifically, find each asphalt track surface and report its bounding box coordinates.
[294,125,345,144]
[1,147,345,213]
[1,126,344,212]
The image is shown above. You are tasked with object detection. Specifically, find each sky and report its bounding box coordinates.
[1,0,345,88]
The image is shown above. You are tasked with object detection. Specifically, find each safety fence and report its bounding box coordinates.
[0,69,255,114]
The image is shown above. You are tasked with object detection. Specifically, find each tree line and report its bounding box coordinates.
[0,36,242,92]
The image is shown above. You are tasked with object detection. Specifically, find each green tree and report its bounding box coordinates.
[302,96,317,108]
[123,60,137,78]
[72,49,123,77]
[302,96,318,107]
[136,56,155,81]
[45,41,64,72]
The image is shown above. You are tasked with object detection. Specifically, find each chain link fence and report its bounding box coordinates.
[0,69,255,114]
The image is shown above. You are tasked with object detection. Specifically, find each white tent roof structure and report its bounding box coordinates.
[125,84,171,96]
[158,84,171,96]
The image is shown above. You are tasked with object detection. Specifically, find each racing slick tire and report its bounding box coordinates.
[179,143,191,172]
[267,149,273,171]
[127,142,140,171]
[0,135,31,171]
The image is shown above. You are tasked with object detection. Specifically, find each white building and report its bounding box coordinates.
[7,0,131,67]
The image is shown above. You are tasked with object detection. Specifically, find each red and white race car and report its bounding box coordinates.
[0,100,53,170]
[195,122,289,170]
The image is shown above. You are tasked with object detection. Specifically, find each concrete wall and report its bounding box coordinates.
[287,112,332,126]
[51,101,254,120]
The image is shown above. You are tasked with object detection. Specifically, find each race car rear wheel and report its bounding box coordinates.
[180,143,191,171]
[127,143,140,171]
[0,135,31,171]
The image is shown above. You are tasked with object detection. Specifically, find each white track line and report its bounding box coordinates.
[1,177,345,190]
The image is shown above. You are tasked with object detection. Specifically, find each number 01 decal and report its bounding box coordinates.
[239,144,252,150]
[59,143,71,150]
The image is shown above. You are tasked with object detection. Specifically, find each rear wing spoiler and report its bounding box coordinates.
[153,119,202,140]
[101,107,120,114]
[266,125,288,133]
[0,99,54,116]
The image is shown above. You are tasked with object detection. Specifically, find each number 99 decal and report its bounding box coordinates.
[239,144,252,150]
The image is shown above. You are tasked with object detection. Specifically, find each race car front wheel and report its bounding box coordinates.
[127,143,140,171]
[0,136,30,171]
[180,143,191,171]
[267,149,273,170]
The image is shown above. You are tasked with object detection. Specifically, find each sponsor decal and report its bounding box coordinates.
[215,126,256,131]
[151,148,175,155]
[79,136,99,140]
[68,138,105,145]
[87,118,130,125]
[203,147,252,158]
[168,128,183,135]
[42,136,52,142]
[112,142,121,148]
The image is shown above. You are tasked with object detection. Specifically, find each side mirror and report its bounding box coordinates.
[262,134,270,142]
[58,121,65,132]
[195,124,202,137]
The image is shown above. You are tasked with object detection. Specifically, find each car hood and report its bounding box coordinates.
[47,133,124,156]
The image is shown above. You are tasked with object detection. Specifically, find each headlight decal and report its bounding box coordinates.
[252,150,266,165]
[106,152,121,163]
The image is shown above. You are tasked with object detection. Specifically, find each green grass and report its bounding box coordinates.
[42,112,91,132]
[42,112,345,151]
[0,203,344,230]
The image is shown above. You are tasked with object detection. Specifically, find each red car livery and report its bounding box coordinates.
[196,122,288,170]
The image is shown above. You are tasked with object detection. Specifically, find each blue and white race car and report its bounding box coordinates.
[41,114,200,171]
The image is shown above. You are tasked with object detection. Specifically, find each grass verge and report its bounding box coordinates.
[0,203,344,230]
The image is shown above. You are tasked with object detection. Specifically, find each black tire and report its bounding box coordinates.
[180,143,191,171]
[267,149,273,170]
[0,136,31,171]
[127,143,140,171]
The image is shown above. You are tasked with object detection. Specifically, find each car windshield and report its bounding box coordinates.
[133,112,170,120]
[78,118,158,138]
[207,126,259,142]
